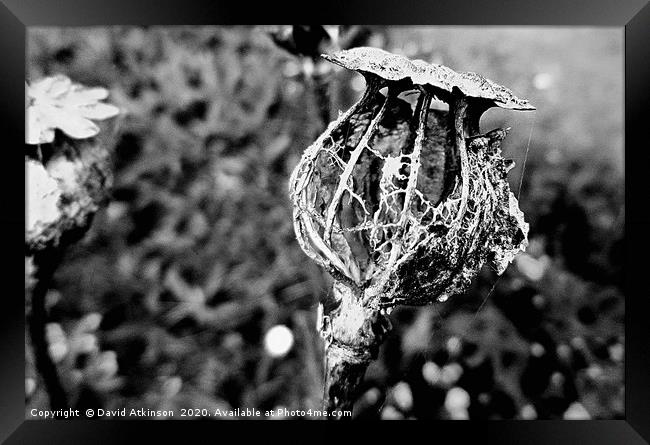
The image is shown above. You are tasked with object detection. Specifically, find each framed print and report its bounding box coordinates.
[2,0,649,443]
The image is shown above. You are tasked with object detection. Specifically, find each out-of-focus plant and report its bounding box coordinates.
[26,75,121,251]
[265,26,377,128]
[25,74,120,413]
[26,311,123,414]
[26,75,119,145]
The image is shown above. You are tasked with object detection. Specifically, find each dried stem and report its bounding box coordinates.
[28,249,69,413]
[321,282,391,417]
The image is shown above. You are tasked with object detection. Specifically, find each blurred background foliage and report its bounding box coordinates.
[26,26,623,419]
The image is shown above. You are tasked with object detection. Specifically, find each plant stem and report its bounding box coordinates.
[321,282,391,417]
[311,59,332,131]
[28,249,69,413]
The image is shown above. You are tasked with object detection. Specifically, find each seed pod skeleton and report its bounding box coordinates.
[289,47,534,415]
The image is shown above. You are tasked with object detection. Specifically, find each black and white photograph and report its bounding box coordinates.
[23,24,626,422]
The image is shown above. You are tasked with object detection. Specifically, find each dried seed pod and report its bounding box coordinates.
[25,76,121,254]
[289,47,533,413]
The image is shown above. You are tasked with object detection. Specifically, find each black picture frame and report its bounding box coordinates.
[3,0,649,443]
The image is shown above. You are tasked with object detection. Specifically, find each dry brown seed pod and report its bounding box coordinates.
[288,47,533,414]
